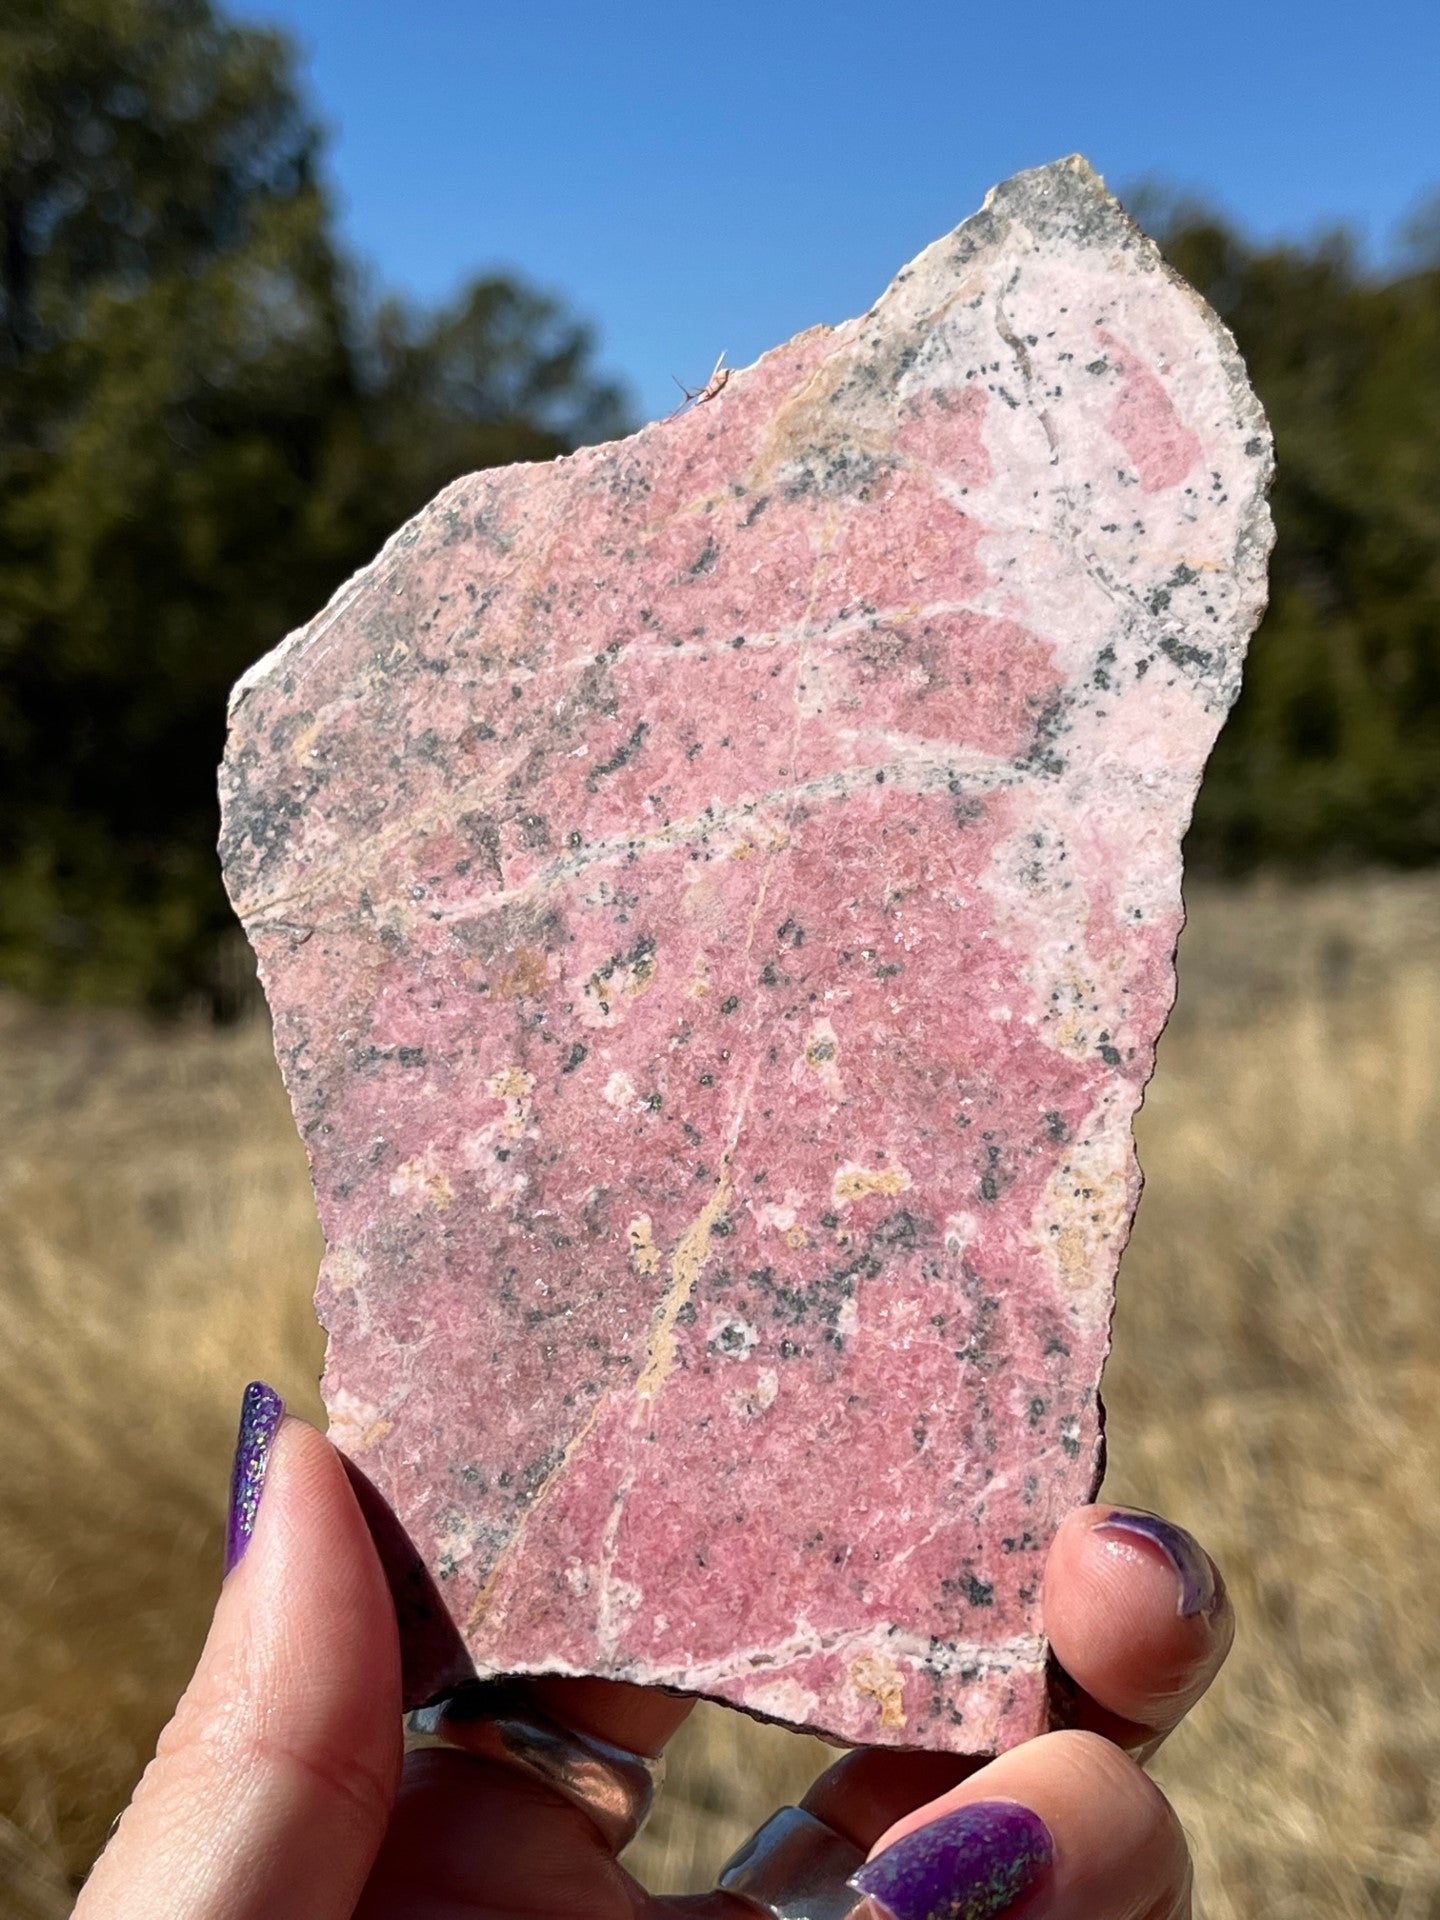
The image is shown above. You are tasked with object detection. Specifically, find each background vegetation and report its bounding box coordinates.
[0,0,630,1008]
[1,0,1438,1010]
[1151,190,1440,874]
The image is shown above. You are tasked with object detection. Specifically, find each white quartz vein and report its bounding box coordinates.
[480,1625,1047,1691]
[245,748,1020,932]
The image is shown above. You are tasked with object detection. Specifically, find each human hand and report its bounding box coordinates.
[75,1388,1231,1920]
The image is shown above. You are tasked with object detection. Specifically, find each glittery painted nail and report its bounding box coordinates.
[225,1381,284,1575]
[849,1799,1054,1920]
[1093,1506,1220,1617]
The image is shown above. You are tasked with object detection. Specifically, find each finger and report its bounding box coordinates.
[356,1668,691,1915]
[353,1747,639,1920]
[851,1729,1191,1920]
[1044,1504,1232,1758]
[351,1595,694,1915]
[526,1672,694,1757]
[76,1391,403,1920]
[803,1750,988,1854]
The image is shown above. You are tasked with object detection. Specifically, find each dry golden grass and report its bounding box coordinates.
[1,876,1438,1917]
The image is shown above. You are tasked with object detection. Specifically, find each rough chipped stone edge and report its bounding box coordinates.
[873,153,1275,596]
[227,156,1274,731]
[897,159,1276,1738]
[955,163,1276,1740]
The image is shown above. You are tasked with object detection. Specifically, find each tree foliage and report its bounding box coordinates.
[0,0,629,1007]
[1,10,1436,1009]
[1146,195,1440,872]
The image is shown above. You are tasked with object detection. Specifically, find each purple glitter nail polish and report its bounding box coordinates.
[1092,1507,1220,1617]
[849,1799,1054,1920]
[225,1381,284,1575]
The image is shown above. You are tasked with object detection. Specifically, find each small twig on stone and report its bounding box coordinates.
[665,352,730,421]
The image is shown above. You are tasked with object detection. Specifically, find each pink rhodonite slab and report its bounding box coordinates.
[221,157,1271,1751]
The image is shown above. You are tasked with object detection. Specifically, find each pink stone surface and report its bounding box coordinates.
[220,158,1272,1752]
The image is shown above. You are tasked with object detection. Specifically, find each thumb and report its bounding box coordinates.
[76,1385,403,1920]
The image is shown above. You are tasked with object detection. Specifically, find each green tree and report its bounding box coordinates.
[0,0,629,1009]
[1139,191,1440,871]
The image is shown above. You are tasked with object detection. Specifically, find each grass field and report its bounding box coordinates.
[2,875,1438,1918]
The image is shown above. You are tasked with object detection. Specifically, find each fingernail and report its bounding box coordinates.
[849,1799,1054,1920]
[225,1381,284,1575]
[1093,1506,1220,1617]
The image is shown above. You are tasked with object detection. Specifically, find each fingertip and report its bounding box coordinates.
[861,1730,1191,1920]
[1087,1507,1225,1620]
[1043,1505,1232,1740]
[850,1796,1054,1920]
[223,1390,361,1589]
[77,1407,403,1920]
[224,1380,285,1576]
[205,1411,404,1767]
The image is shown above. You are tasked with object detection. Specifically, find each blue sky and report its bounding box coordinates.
[248,0,1438,422]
